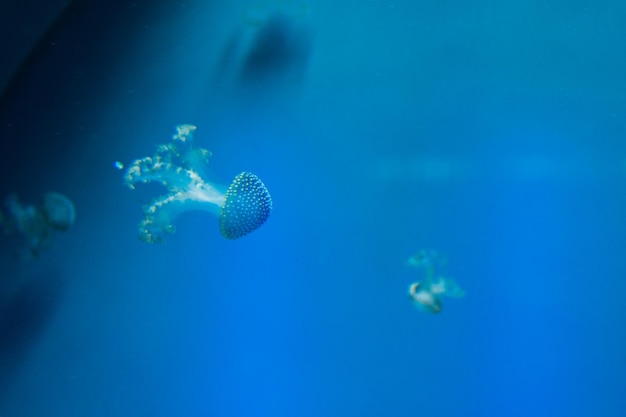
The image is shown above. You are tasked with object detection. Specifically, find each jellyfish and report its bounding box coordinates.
[405,250,464,314]
[215,1,312,96]
[40,192,76,232]
[239,12,312,89]
[123,124,273,243]
[0,192,76,257]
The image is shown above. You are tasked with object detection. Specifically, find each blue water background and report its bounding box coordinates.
[0,1,625,416]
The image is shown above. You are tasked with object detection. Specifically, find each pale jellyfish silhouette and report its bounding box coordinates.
[123,124,273,243]
[0,192,76,257]
[406,250,464,313]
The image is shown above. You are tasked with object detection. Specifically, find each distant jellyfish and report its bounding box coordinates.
[216,2,312,96]
[0,192,76,257]
[405,250,464,314]
[40,192,76,232]
[239,12,312,89]
[123,124,273,243]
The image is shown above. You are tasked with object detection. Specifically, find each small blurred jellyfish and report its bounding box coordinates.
[123,124,273,243]
[406,249,464,313]
[0,192,76,257]
[216,1,312,95]
[239,12,312,87]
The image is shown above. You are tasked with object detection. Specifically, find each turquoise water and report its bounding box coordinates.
[1,1,625,416]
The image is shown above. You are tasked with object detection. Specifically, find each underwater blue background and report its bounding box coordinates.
[1,1,626,416]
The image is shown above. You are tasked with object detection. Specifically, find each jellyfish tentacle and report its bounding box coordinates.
[430,276,465,298]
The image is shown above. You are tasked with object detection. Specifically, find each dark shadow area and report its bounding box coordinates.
[0,269,66,400]
[0,0,191,196]
[0,0,69,96]
[0,0,133,197]
[0,0,132,111]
